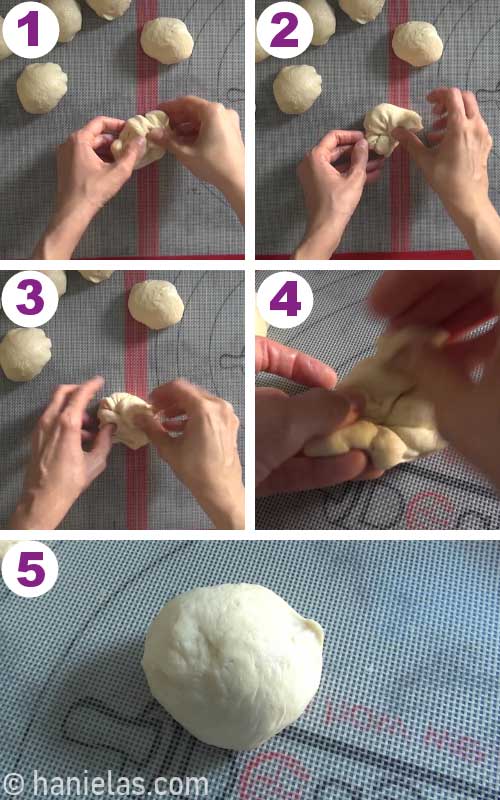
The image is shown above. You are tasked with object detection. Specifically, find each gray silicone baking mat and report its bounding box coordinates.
[0,0,244,259]
[255,0,500,258]
[256,270,500,530]
[0,269,244,530]
[2,539,500,799]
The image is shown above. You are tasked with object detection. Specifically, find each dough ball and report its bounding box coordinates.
[141,18,194,65]
[38,270,67,297]
[0,541,19,560]
[339,0,385,24]
[128,280,184,330]
[98,392,154,450]
[43,0,82,42]
[111,111,169,170]
[273,65,322,115]
[79,270,114,284]
[364,102,423,156]
[255,298,269,337]
[142,584,324,751]
[17,63,68,115]
[0,17,12,61]
[392,21,443,67]
[255,18,269,62]
[86,0,131,21]
[300,0,336,46]
[0,329,52,382]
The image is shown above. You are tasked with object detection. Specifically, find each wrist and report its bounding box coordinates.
[33,203,96,259]
[198,482,245,530]
[447,197,500,258]
[293,224,342,260]
[220,175,245,223]
[9,489,73,530]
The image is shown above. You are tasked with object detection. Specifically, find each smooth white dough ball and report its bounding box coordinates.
[17,63,68,115]
[0,329,52,382]
[86,0,132,21]
[43,0,82,42]
[255,18,269,63]
[0,16,12,61]
[39,270,67,297]
[128,280,184,330]
[142,584,324,751]
[339,0,385,24]
[273,65,322,114]
[141,18,194,65]
[300,0,336,46]
[392,21,443,67]
[79,270,114,284]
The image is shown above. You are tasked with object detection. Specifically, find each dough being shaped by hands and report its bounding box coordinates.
[0,329,52,382]
[142,584,324,751]
[339,0,385,24]
[304,327,448,470]
[79,270,114,284]
[141,18,193,65]
[364,102,423,155]
[43,0,82,42]
[17,63,68,114]
[273,65,322,114]
[392,21,443,67]
[111,111,169,170]
[39,270,66,297]
[86,0,131,20]
[98,392,154,449]
[0,17,13,61]
[300,0,336,45]
[128,280,184,330]
[255,18,269,62]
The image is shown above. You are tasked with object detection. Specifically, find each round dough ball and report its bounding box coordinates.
[142,584,324,751]
[17,63,68,115]
[79,270,114,284]
[38,270,67,297]
[273,65,322,115]
[141,18,194,65]
[0,16,12,61]
[128,280,184,330]
[392,21,443,67]
[98,392,154,450]
[364,102,423,156]
[339,0,385,24]
[86,0,131,21]
[43,0,82,42]
[112,111,169,170]
[255,18,269,63]
[300,0,336,46]
[0,329,52,382]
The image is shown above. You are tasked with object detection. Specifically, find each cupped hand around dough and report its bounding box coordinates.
[364,102,423,156]
[112,111,169,170]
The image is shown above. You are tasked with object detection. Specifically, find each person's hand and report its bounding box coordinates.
[33,116,146,259]
[148,96,245,223]
[256,338,382,495]
[9,377,114,530]
[135,380,244,530]
[393,88,500,258]
[294,130,384,260]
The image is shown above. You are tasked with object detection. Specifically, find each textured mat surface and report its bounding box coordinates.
[0,0,244,259]
[0,269,244,530]
[2,539,500,799]
[255,0,500,257]
[256,270,500,530]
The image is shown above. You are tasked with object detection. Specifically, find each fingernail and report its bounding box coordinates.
[337,389,365,415]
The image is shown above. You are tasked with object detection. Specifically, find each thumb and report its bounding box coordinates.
[392,127,427,165]
[347,137,369,177]
[114,136,147,174]
[135,413,173,452]
[286,389,361,455]
[149,127,192,159]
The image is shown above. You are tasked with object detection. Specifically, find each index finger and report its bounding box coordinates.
[369,270,448,317]
[79,116,126,137]
[256,337,337,389]
[316,129,364,155]
[150,379,212,416]
[158,96,211,125]
[427,88,465,118]
[65,376,105,415]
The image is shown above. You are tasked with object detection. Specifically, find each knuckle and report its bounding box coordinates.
[60,409,79,431]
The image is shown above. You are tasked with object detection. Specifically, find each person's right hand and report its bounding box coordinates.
[135,380,245,530]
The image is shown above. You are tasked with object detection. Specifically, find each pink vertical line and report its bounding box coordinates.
[124,270,149,530]
[388,0,410,253]
[136,0,159,258]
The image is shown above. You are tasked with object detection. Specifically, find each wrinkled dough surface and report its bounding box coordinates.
[17,63,68,114]
[0,329,52,382]
[364,102,423,155]
[255,18,269,62]
[141,18,193,65]
[273,65,322,114]
[86,0,132,20]
[300,0,336,45]
[98,392,154,449]
[39,270,67,296]
[339,0,385,24]
[79,270,114,284]
[128,280,184,330]
[392,21,443,67]
[111,111,169,170]
[43,0,82,42]
[142,584,324,751]
[304,327,448,470]
[0,17,12,60]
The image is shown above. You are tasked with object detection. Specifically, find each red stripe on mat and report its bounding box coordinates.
[125,270,149,530]
[136,0,159,258]
[257,250,474,260]
[388,0,410,253]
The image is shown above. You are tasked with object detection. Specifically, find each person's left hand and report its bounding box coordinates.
[9,377,114,530]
